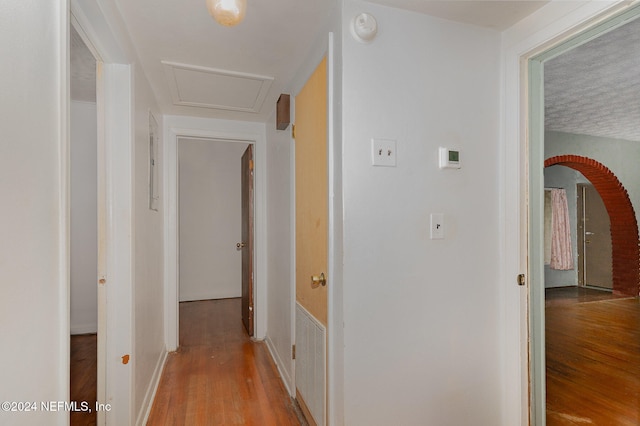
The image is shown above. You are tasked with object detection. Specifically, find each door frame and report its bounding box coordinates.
[577,183,589,287]
[70,2,135,425]
[502,2,640,424]
[164,118,267,350]
[529,7,640,423]
[288,32,342,424]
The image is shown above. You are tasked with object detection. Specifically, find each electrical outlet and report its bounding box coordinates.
[371,138,397,167]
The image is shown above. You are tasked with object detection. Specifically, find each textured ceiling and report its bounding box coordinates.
[545,16,640,142]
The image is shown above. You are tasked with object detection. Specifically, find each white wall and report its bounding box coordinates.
[341,1,501,424]
[265,107,295,393]
[71,101,98,334]
[133,66,165,425]
[0,2,69,425]
[72,1,168,423]
[179,139,247,301]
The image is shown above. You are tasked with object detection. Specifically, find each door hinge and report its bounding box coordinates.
[291,124,296,139]
[249,159,254,171]
[517,273,526,286]
[292,344,296,360]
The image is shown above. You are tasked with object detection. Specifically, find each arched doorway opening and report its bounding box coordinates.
[544,155,639,296]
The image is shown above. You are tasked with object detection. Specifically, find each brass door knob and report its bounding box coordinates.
[311,272,326,288]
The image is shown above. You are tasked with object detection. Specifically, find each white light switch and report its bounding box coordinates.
[371,139,396,167]
[430,213,445,239]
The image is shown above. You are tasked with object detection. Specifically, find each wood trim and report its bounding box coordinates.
[277,94,290,130]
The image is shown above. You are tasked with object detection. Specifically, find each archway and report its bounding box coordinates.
[545,155,639,296]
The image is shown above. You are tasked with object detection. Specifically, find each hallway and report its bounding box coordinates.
[147,299,303,425]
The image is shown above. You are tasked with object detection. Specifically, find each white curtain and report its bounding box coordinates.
[550,188,574,270]
[544,190,552,265]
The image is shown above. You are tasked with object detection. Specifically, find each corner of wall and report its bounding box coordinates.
[134,350,168,426]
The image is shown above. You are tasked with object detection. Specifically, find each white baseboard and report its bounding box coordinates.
[70,323,98,335]
[266,335,294,397]
[135,349,168,426]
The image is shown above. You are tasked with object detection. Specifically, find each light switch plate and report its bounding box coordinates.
[430,213,445,239]
[371,139,397,167]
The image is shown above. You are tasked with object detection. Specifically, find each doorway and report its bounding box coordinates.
[543,155,639,296]
[527,6,640,424]
[69,22,99,426]
[166,125,266,350]
[177,138,252,340]
[577,183,613,290]
[70,4,138,422]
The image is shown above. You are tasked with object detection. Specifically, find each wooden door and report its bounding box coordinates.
[240,145,254,336]
[295,56,328,425]
[295,57,328,326]
[578,184,613,289]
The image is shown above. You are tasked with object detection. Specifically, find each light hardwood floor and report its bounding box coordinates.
[70,333,97,426]
[147,298,303,425]
[546,287,640,425]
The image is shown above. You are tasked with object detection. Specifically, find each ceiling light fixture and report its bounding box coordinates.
[206,0,247,27]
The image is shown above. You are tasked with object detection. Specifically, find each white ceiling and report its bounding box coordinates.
[72,0,640,143]
[545,16,640,142]
[112,0,333,122]
[92,0,549,122]
[368,1,548,30]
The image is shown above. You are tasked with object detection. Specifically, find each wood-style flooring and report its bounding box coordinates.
[546,287,640,425]
[70,333,97,426]
[147,298,303,425]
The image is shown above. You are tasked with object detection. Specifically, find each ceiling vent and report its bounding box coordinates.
[162,61,273,113]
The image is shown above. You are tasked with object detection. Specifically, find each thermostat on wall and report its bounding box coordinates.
[439,147,461,169]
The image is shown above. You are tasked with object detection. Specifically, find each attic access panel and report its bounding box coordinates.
[162,61,273,113]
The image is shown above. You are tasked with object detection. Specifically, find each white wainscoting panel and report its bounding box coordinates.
[295,302,326,426]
